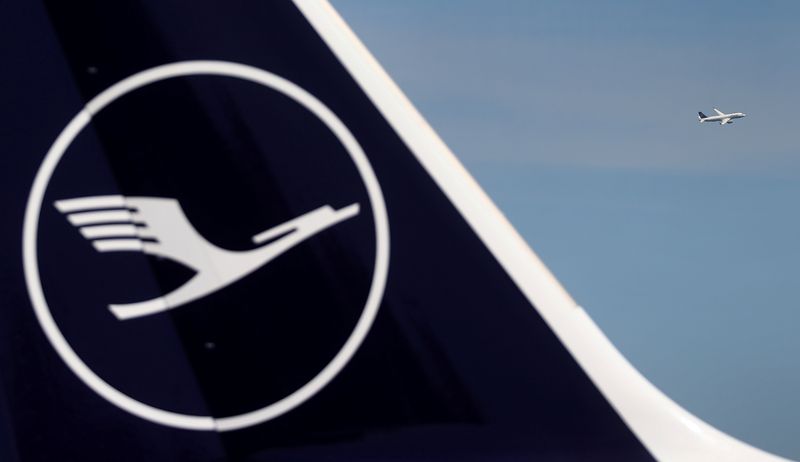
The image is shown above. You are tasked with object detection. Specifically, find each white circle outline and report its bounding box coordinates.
[22,60,390,432]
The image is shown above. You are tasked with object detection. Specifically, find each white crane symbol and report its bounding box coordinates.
[54,195,360,321]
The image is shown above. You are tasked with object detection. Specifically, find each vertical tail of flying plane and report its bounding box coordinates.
[698,111,708,121]
[0,1,788,460]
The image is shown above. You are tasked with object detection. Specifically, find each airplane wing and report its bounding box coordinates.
[713,108,725,116]
[720,118,732,125]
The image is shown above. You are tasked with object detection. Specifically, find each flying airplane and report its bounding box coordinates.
[698,108,747,125]
[0,1,788,461]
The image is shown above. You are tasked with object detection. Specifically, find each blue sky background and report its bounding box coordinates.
[333,1,800,459]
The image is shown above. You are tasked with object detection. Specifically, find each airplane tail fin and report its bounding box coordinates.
[698,111,707,121]
[0,1,786,461]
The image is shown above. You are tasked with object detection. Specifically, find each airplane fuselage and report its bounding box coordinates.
[698,109,746,125]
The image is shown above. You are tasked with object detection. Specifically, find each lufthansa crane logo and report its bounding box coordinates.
[22,61,390,432]
[55,195,360,320]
